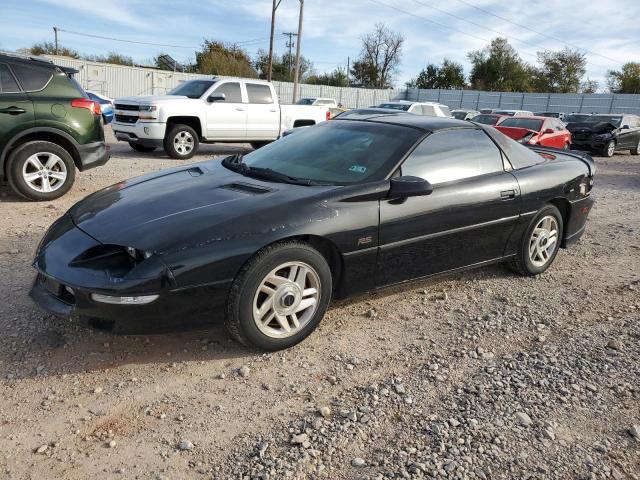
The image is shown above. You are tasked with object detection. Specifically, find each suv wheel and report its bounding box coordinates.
[602,140,616,157]
[129,142,157,153]
[164,124,199,159]
[8,141,76,201]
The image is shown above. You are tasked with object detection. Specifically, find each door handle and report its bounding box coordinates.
[500,189,517,200]
[0,106,26,115]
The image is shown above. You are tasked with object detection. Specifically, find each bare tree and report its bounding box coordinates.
[350,23,404,88]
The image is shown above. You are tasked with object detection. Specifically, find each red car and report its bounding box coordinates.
[495,116,572,149]
[470,113,509,126]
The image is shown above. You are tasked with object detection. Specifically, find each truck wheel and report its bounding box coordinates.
[251,141,271,150]
[631,138,640,155]
[129,142,157,153]
[7,141,76,201]
[164,124,199,159]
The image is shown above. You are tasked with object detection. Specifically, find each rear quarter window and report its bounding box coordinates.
[10,64,53,92]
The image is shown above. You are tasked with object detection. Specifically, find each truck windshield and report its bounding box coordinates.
[296,98,315,105]
[168,80,215,99]
[237,121,422,185]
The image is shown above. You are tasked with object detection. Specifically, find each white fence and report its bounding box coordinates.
[40,55,640,114]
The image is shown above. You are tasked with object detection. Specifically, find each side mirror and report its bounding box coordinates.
[543,128,554,134]
[207,92,226,103]
[622,124,630,129]
[389,176,433,198]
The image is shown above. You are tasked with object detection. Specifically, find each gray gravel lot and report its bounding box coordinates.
[0,128,638,479]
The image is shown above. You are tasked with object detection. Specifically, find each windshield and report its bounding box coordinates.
[296,98,315,105]
[168,80,215,99]
[452,111,467,120]
[378,103,411,111]
[236,121,422,185]
[565,114,591,123]
[472,114,499,125]
[587,115,622,126]
[499,118,544,131]
[494,110,516,116]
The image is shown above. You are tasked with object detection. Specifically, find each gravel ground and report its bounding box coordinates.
[0,128,638,480]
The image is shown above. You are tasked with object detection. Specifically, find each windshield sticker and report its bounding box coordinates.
[349,165,367,173]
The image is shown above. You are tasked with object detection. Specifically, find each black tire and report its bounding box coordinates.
[509,204,564,276]
[251,141,271,150]
[163,124,199,159]
[7,141,76,201]
[601,140,616,157]
[128,142,157,153]
[225,241,332,351]
[631,138,640,155]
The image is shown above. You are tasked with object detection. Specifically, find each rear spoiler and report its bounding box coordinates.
[527,145,596,177]
[58,65,79,75]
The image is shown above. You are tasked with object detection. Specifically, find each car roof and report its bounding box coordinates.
[334,110,471,132]
[452,109,478,112]
[500,115,551,121]
[0,52,78,74]
[380,100,447,107]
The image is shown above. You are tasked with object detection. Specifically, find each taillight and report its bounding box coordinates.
[326,110,332,121]
[71,99,101,116]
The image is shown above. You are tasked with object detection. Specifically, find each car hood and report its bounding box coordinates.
[114,95,190,104]
[495,126,538,140]
[566,122,617,134]
[68,161,335,254]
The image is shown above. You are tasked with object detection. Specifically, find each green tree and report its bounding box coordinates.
[468,37,532,92]
[195,40,257,77]
[580,78,599,94]
[606,62,640,93]
[533,48,586,93]
[85,52,134,66]
[350,23,404,88]
[29,41,79,59]
[306,68,349,87]
[254,50,313,82]
[414,64,439,89]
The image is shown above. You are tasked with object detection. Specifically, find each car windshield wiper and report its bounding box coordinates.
[221,154,323,186]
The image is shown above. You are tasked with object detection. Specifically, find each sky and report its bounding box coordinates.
[1,0,638,90]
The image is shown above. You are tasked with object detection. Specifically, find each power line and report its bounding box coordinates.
[452,0,623,65]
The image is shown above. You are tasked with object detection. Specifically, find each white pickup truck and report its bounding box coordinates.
[111,78,330,158]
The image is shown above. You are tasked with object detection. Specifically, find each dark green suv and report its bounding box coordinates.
[0,53,110,201]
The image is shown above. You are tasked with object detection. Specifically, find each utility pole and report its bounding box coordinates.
[267,0,282,82]
[53,27,59,55]
[292,0,304,104]
[346,56,350,87]
[282,32,297,79]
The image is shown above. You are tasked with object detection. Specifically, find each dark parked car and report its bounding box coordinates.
[564,113,592,124]
[566,114,640,157]
[471,113,508,126]
[451,109,480,120]
[534,112,565,121]
[0,53,109,200]
[30,113,595,350]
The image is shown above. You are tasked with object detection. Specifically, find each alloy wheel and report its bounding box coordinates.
[252,261,321,338]
[529,215,559,268]
[173,131,194,156]
[607,141,615,157]
[22,152,68,193]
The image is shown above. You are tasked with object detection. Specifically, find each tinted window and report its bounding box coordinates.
[169,80,215,99]
[378,103,411,111]
[240,121,421,185]
[452,111,467,120]
[495,111,516,116]
[10,64,52,91]
[588,115,622,126]
[296,98,315,105]
[402,129,503,184]
[246,84,273,104]
[499,118,544,131]
[565,114,590,123]
[472,114,500,125]
[0,64,20,93]
[212,82,242,103]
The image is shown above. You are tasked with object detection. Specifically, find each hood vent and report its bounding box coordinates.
[187,167,204,177]
[220,182,272,195]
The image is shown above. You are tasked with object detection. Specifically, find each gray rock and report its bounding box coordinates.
[291,433,308,445]
[319,406,331,417]
[238,365,250,378]
[35,444,48,454]
[178,440,194,451]
[629,424,640,440]
[351,457,366,468]
[515,412,532,427]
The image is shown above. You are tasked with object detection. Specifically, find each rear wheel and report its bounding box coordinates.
[225,242,332,351]
[631,138,640,155]
[128,142,157,153]
[509,205,563,276]
[601,140,616,157]
[163,124,199,159]
[8,141,76,201]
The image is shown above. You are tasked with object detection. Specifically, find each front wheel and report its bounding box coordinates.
[601,140,616,157]
[163,124,199,159]
[7,141,76,201]
[509,205,563,276]
[129,142,157,153]
[225,242,332,351]
[631,138,640,155]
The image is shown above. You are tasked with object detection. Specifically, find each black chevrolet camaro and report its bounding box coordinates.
[30,113,595,350]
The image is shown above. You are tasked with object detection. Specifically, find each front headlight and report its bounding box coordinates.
[139,105,157,112]
[139,104,158,120]
[126,246,153,261]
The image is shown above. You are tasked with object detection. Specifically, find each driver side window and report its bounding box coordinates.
[212,82,242,103]
[402,129,504,184]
